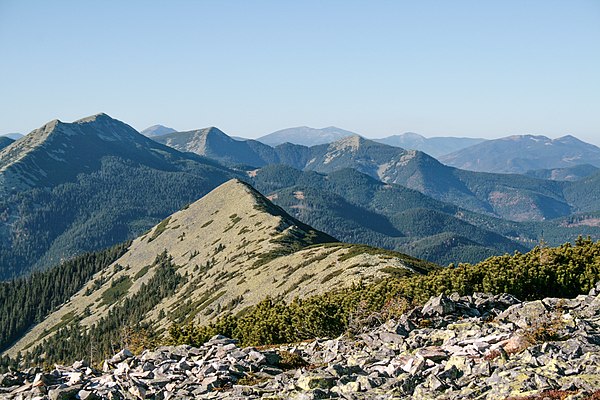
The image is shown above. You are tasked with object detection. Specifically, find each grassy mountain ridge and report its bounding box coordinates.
[4,233,600,369]
[3,179,432,358]
[167,237,600,350]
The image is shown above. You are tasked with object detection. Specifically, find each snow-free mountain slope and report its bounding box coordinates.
[5,179,430,356]
[440,134,600,174]
[140,124,176,137]
[374,132,486,157]
[153,127,279,167]
[297,136,572,222]
[1,133,23,140]
[151,127,600,223]
[0,113,237,278]
[0,137,13,151]
[0,113,194,193]
[154,128,578,222]
[3,114,599,279]
[525,164,600,181]
[250,165,530,264]
[257,126,359,146]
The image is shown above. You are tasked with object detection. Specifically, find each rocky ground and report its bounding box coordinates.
[3,284,600,399]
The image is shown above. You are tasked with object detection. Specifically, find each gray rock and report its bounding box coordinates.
[421,294,456,317]
[7,286,600,400]
[109,348,133,364]
[48,384,82,400]
[207,334,238,346]
[497,300,548,329]
[296,373,336,390]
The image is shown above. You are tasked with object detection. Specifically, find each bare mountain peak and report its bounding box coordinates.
[0,119,63,160]
[257,126,359,146]
[0,114,176,194]
[141,124,177,137]
[74,112,113,124]
[556,134,589,145]
[203,178,258,203]
[329,134,363,150]
[201,126,228,137]
[400,132,426,139]
[153,127,278,167]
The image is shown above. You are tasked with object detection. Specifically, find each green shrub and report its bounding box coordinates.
[168,238,600,348]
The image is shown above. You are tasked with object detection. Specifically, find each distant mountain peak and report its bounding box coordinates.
[503,134,552,142]
[556,134,587,144]
[74,112,112,124]
[257,126,359,146]
[374,133,485,157]
[560,134,577,140]
[401,132,425,139]
[1,133,23,140]
[202,126,229,137]
[440,133,600,173]
[141,124,177,137]
[0,113,177,194]
[152,126,279,167]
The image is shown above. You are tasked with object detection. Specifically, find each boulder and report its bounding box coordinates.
[421,294,456,317]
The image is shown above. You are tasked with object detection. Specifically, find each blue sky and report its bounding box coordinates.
[1,0,599,145]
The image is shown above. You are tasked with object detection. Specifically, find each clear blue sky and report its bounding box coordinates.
[1,0,599,145]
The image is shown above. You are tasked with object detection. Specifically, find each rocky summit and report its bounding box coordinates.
[4,284,600,399]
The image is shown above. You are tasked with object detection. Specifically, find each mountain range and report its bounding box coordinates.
[248,128,600,176]
[0,114,237,279]
[373,132,486,157]
[254,127,486,157]
[440,134,600,174]
[152,125,600,177]
[1,114,600,280]
[150,130,588,222]
[256,126,359,147]
[1,112,599,400]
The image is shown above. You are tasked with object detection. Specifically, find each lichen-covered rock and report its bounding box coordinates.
[3,288,600,399]
[421,293,456,317]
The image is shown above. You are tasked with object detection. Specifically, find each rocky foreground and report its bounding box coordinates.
[3,285,600,400]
